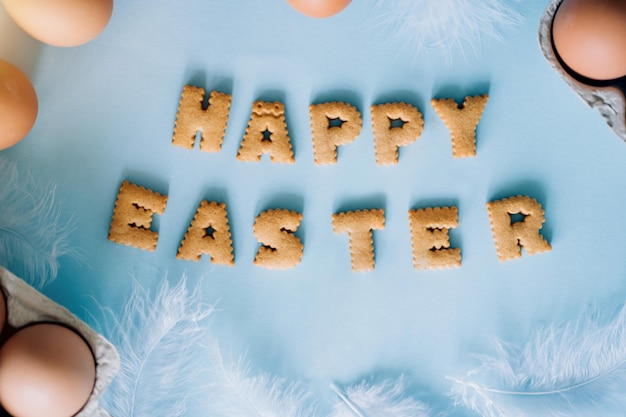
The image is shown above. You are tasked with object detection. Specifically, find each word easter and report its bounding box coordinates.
[171,85,490,163]
[108,181,551,271]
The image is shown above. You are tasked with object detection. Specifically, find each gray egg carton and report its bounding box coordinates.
[0,267,119,417]
[539,0,626,142]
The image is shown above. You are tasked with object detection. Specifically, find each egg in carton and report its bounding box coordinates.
[539,0,626,143]
[0,266,119,417]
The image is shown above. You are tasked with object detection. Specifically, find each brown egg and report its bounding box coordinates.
[286,0,351,18]
[552,0,626,81]
[1,0,113,47]
[0,323,96,417]
[0,60,38,150]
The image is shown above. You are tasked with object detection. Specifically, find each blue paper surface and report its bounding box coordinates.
[2,0,626,414]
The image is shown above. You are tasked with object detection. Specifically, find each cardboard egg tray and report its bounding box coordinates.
[539,0,626,143]
[0,267,119,417]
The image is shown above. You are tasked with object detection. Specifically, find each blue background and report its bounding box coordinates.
[2,0,626,414]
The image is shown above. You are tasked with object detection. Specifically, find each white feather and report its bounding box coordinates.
[98,274,214,417]
[330,378,431,417]
[0,157,75,288]
[450,306,626,416]
[369,0,522,61]
[204,339,316,417]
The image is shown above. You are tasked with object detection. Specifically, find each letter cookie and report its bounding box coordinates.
[253,209,303,270]
[409,206,461,270]
[371,102,424,166]
[108,181,168,251]
[237,101,294,164]
[177,201,234,265]
[487,195,551,262]
[172,85,232,152]
[431,94,488,158]
[310,101,362,165]
[332,209,385,272]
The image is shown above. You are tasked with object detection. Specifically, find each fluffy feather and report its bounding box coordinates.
[370,0,522,61]
[330,378,431,417]
[204,340,316,417]
[98,275,215,417]
[450,306,626,416]
[0,157,75,288]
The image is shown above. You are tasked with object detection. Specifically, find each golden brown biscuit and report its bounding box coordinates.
[172,85,232,152]
[487,195,552,261]
[431,94,488,158]
[253,209,303,269]
[237,100,295,164]
[177,200,234,265]
[310,101,362,165]
[371,102,424,166]
[409,206,461,270]
[332,209,385,272]
[108,181,168,251]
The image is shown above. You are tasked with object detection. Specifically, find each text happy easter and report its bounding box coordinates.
[107,85,552,271]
